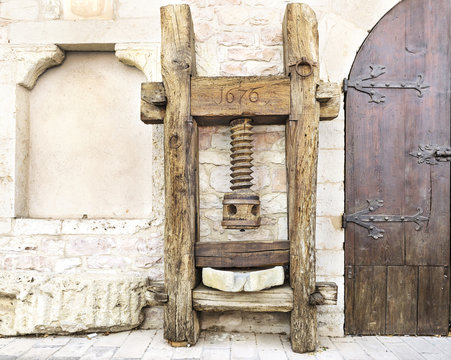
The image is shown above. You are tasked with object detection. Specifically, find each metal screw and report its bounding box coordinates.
[384,216,389,221]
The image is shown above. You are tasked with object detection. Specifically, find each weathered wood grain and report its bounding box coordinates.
[309,282,338,305]
[195,240,289,268]
[192,284,293,312]
[191,76,290,124]
[283,3,319,353]
[140,78,339,124]
[141,82,166,124]
[146,280,168,306]
[316,81,341,120]
[161,4,199,345]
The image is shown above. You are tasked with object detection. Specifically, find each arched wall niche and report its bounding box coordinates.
[4,43,163,221]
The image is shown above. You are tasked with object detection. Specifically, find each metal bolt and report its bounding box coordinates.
[369,207,374,211]
[401,216,405,220]
[370,216,374,220]
[401,83,406,87]
[369,226,374,230]
[384,216,389,221]
[371,82,375,86]
[385,83,390,87]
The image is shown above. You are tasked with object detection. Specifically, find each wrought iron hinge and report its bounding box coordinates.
[410,144,451,165]
[344,64,429,103]
[342,199,429,239]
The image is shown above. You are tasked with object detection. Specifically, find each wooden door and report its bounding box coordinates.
[345,0,450,335]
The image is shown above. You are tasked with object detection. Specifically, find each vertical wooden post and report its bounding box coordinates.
[161,4,200,345]
[283,3,320,353]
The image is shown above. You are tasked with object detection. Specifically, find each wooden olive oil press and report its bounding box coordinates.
[140,3,340,353]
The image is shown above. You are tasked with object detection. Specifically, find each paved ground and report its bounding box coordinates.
[0,330,450,360]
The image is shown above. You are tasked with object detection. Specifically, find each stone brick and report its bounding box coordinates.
[217,31,255,47]
[0,0,39,20]
[113,330,152,359]
[227,227,273,241]
[270,167,286,192]
[86,255,131,270]
[216,6,249,26]
[135,255,162,269]
[65,237,115,256]
[261,26,282,46]
[199,165,211,192]
[211,130,231,149]
[317,149,344,184]
[39,238,65,256]
[319,119,344,150]
[317,182,344,216]
[200,221,211,237]
[0,236,38,252]
[316,250,344,276]
[196,22,214,42]
[208,0,241,5]
[140,307,163,330]
[246,60,282,76]
[199,150,230,165]
[252,166,271,190]
[277,216,287,240]
[200,193,222,209]
[13,219,61,235]
[316,216,344,250]
[249,7,278,25]
[3,255,49,271]
[54,257,81,273]
[253,132,281,151]
[228,47,279,62]
[210,166,231,193]
[253,150,285,165]
[199,126,214,150]
[220,62,247,76]
[0,218,11,234]
[261,193,287,213]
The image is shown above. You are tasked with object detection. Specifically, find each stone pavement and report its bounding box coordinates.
[0,330,450,360]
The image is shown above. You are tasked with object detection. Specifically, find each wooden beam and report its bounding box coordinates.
[146,280,168,306]
[283,3,320,353]
[195,240,290,268]
[161,4,199,346]
[309,282,338,305]
[140,79,341,124]
[191,76,290,124]
[141,82,166,124]
[316,81,341,120]
[192,284,293,312]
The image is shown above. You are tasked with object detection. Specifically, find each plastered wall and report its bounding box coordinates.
[0,0,399,337]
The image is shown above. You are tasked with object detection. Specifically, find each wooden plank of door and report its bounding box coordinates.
[282,3,320,353]
[386,266,417,335]
[161,4,200,345]
[353,266,386,335]
[404,0,450,267]
[418,266,449,335]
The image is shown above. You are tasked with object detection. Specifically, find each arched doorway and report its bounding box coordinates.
[344,0,450,335]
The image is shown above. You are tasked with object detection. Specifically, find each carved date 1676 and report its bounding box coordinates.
[216,87,267,105]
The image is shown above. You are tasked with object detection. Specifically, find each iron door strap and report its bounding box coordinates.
[343,64,429,103]
[410,144,451,165]
[342,199,429,239]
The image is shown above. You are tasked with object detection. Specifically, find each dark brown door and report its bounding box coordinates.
[345,0,450,335]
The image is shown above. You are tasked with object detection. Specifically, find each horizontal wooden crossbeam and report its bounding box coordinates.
[141,78,341,124]
[195,240,290,268]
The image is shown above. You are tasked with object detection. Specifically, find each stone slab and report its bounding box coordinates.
[202,266,284,292]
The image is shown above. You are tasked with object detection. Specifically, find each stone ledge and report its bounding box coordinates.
[7,19,161,46]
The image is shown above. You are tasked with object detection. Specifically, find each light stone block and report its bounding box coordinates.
[317,182,344,216]
[8,19,161,47]
[316,250,344,276]
[13,219,61,235]
[319,119,344,150]
[0,0,39,21]
[316,216,344,250]
[202,266,284,292]
[317,149,344,184]
[54,257,82,273]
[261,193,287,214]
[0,271,148,336]
[0,218,12,234]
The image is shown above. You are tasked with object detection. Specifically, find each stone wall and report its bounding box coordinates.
[0,0,399,337]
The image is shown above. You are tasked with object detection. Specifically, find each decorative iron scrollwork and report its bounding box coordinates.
[343,199,429,239]
[344,64,429,103]
[410,144,451,165]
